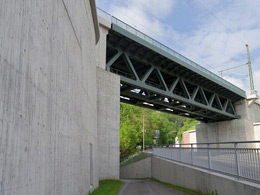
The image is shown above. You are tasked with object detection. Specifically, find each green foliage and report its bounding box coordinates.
[177,119,200,141]
[120,103,198,158]
[89,180,123,195]
[120,152,153,166]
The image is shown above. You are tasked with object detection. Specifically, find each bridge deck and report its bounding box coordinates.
[105,15,246,122]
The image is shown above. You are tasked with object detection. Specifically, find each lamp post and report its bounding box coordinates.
[142,115,146,152]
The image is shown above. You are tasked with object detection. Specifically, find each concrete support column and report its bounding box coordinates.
[196,95,260,143]
[97,68,120,179]
[96,16,120,179]
[96,16,111,70]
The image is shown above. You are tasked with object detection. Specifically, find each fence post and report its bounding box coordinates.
[179,144,181,162]
[207,144,211,170]
[234,143,241,178]
[191,144,193,165]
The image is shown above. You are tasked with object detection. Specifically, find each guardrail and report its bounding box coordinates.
[153,141,260,183]
[97,8,245,97]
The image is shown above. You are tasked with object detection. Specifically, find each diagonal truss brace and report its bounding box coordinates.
[107,51,238,119]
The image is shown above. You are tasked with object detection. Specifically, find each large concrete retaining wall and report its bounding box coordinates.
[97,67,120,180]
[120,157,152,179]
[152,156,260,195]
[121,156,260,194]
[0,0,99,194]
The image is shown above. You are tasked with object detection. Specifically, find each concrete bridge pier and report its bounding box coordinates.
[96,17,121,180]
[196,94,260,144]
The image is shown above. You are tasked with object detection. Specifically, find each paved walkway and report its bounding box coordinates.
[118,179,188,195]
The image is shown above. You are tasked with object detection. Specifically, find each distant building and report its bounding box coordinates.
[182,130,197,145]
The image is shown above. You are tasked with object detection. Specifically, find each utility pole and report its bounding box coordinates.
[246,44,257,94]
[142,115,145,152]
[219,44,257,95]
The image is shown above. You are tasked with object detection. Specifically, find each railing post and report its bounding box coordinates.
[191,144,193,165]
[207,144,211,170]
[179,144,181,162]
[234,143,241,178]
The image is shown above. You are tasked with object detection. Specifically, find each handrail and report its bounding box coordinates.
[97,8,246,97]
[153,141,260,183]
[155,140,260,147]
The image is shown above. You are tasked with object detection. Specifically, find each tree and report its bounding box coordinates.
[120,103,199,158]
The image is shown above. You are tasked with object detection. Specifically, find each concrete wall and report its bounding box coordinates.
[196,98,260,143]
[96,17,111,70]
[120,157,152,179]
[97,67,120,180]
[120,156,260,194]
[152,157,260,195]
[0,0,99,194]
[236,98,260,122]
[95,16,120,180]
[254,123,260,140]
[196,119,255,143]
[254,123,260,147]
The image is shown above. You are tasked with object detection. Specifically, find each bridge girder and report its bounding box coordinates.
[107,51,238,122]
[106,23,245,122]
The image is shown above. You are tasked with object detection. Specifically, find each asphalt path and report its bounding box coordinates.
[118,179,189,195]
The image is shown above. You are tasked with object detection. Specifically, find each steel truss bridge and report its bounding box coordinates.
[105,16,246,123]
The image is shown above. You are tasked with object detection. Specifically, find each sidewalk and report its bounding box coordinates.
[118,179,188,195]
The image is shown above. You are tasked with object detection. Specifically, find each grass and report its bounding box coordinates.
[120,152,153,166]
[150,178,217,195]
[89,180,123,195]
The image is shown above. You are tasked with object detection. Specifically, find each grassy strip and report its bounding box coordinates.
[150,178,217,195]
[120,152,153,166]
[89,180,123,195]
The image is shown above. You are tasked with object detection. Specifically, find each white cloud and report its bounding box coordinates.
[130,0,176,19]
[254,71,260,94]
[108,0,177,42]
[174,0,260,94]
[224,75,248,92]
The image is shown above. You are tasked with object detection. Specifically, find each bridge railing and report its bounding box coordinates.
[97,8,245,96]
[153,141,260,183]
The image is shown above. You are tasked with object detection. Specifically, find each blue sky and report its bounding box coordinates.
[97,0,260,95]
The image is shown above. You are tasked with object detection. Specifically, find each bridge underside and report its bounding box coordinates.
[106,23,245,123]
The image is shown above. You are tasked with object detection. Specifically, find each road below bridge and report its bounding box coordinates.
[118,179,188,195]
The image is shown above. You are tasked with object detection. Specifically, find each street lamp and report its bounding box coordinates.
[142,115,146,152]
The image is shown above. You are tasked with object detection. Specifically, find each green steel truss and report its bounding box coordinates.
[106,23,245,122]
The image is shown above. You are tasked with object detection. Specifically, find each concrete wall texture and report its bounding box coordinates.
[120,157,152,179]
[96,17,111,70]
[121,157,260,195]
[152,156,260,195]
[196,98,260,143]
[96,15,120,180]
[254,123,260,140]
[0,0,107,194]
[97,67,120,180]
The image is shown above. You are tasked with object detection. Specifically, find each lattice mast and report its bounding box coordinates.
[246,44,257,94]
[219,44,257,94]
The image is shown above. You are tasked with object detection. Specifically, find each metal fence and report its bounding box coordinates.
[97,8,245,96]
[153,141,260,183]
